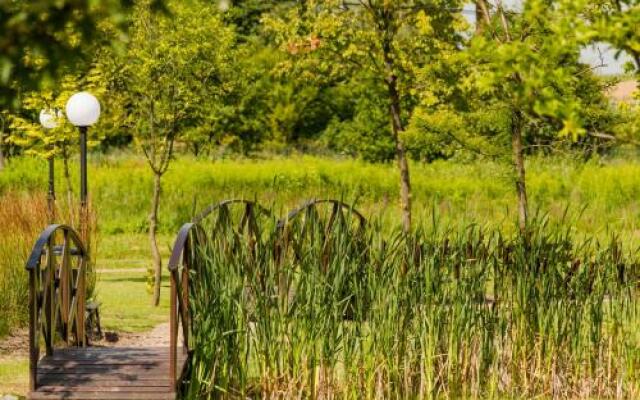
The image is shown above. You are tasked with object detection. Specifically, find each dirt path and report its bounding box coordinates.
[0,321,172,356]
[0,329,28,358]
[96,322,171,348]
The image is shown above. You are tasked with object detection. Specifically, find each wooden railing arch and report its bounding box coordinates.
[275,199,368,268]
[167,221,207,389]
[167,198,368,389]
[26,224,88,392]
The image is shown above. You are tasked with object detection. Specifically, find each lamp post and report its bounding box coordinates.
[65,92,100,245]
[39,109,61,224]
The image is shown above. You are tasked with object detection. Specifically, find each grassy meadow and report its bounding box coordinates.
[2,152,640,238]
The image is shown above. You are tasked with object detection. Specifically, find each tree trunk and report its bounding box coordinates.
[150,172,163,306]
[383,44,412,233]
[512,113,528,235]
[0,134,5,171]
[475,1,485,34]
[387,76,411,233]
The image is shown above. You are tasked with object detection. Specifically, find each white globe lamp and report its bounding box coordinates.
[65,92,101,127]
[65,92,100,245]
[39,109,61,129]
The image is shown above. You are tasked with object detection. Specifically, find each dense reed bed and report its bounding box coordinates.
[184,213,640,399]
[0,193,48,336]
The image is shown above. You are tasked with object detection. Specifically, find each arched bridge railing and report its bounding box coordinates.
[25,224,88,392]
[276,199,367,268]
[167,221,206,389]
[276,199,366,231]
[168,199,368,387]
[168,199,267,388]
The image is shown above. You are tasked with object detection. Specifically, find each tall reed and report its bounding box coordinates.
[0,193,48,336]
[184,213,639,399]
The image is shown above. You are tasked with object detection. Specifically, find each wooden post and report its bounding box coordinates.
[61,232,70,344]
[28,269,38,392]
[169,271,177,388]
[45,237,55,356]
[77,256,86,346]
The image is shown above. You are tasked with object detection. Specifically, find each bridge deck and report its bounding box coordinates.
[28,347,187,400]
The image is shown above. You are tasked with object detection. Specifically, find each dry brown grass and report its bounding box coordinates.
[0,192,48,337]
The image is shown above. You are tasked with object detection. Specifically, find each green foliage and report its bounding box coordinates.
[0,0,164,109]
[105,0,235,174]
[7,72,107,160]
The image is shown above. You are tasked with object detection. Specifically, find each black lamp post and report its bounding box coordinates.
[39,109,61,224]
[65,92,101,245]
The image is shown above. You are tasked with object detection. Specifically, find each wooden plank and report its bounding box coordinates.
[30,392,176,400]
[38,374,169,382]
[37,379,170,387]
[36,386,172,393]
[29,346,187,400]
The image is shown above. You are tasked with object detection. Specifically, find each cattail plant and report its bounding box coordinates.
[183,207,640,399]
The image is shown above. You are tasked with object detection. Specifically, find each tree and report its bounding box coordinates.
[266,0,463,232]
[420,0,595,233]
[113,0,235,305]
[0,0,165,110]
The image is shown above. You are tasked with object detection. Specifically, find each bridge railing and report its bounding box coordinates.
[167,222,203,389]
[167,199,368,389]
[25,224,88,391]
[168,199,270,389]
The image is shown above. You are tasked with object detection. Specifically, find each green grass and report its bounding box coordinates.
[3,153,640,239]
[96,233,173,270]
[97,270,170,333]
[0,357,28,397]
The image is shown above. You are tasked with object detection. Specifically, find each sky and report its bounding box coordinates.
[461,2,632,76]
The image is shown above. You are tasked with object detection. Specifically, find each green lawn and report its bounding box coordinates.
[0,357,28,397]
[97,270,170,333]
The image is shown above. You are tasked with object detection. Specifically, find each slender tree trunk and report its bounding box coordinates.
[475,1,485,34]
[387,82,412,234]
[0,134,5,171]
[0,117,5,171]
[150,172,163,306]
[383,44,412,233]
[512,112,528,234]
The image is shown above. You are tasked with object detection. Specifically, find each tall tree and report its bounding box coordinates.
[113,0,235,305]
[439,0,591,233]
[266,0,463,232]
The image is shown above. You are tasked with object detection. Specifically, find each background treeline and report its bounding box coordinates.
[1,0,638,164]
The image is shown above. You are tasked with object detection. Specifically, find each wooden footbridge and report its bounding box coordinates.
[24,200,365,399]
